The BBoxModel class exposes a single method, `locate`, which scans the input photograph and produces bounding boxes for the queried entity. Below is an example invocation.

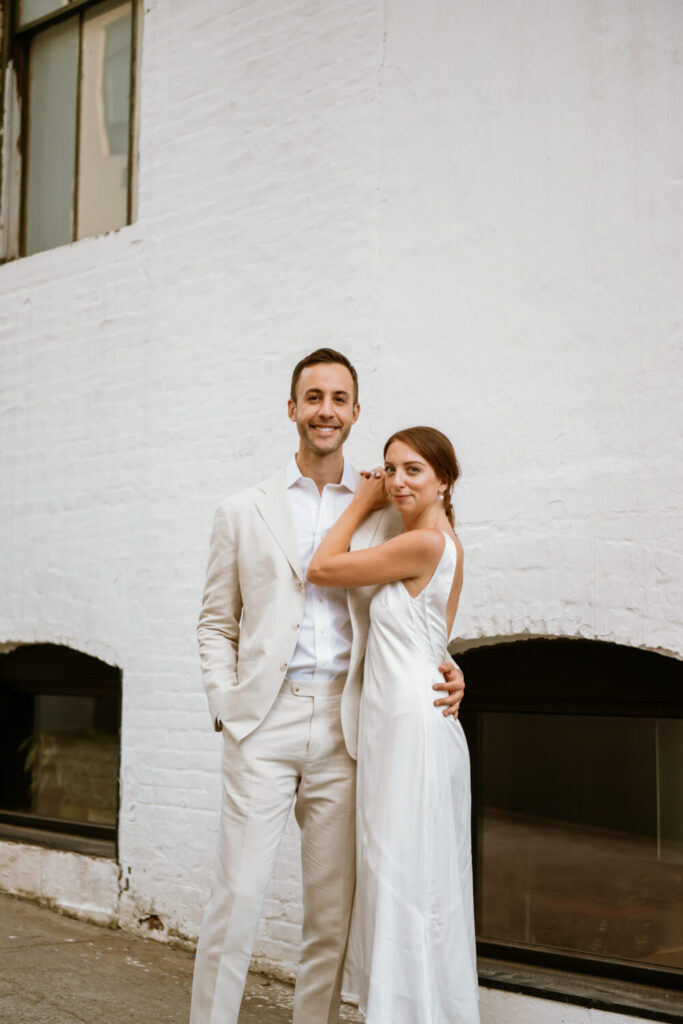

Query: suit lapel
[253,469,397,584]
[347,504,401,623]
[350,506,387,551]
[255,471,303,581]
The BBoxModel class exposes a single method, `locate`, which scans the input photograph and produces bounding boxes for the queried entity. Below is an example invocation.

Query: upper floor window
[0,0,138,259]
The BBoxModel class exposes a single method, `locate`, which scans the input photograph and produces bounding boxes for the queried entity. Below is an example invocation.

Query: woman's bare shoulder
[402,527,449,555]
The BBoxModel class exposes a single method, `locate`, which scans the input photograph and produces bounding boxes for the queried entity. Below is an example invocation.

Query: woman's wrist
[349,494,373,518]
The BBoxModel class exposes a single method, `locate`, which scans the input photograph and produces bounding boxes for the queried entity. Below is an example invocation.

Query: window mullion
[72,8,84,242]
[126,0,136,225]
[18,26,31,256]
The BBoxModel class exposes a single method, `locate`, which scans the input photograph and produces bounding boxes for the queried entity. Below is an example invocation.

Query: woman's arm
[307,476,445,589]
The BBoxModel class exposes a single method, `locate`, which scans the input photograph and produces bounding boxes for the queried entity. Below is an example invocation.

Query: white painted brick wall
[0,843,119,925]
[1,1,681,1021]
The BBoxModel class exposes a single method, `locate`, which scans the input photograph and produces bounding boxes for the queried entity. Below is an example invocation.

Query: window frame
[456,638,683,995]
[0,0,139,260]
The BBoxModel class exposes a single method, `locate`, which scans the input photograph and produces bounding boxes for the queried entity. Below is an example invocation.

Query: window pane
[478,713,683,970]
[25,19,78,256]
[76,0,132,240]
[19,0,68,26]
[1,692,119,827]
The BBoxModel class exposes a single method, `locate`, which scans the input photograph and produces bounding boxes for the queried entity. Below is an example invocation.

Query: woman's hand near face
[355,468,388,512]
[307,467,389,587]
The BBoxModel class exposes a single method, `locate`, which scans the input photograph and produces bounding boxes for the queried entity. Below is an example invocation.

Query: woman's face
[383,439,444,515]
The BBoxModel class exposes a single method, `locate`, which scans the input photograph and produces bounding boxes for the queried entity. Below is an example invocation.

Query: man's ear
[352,402,360,424]
[287,398,297,422]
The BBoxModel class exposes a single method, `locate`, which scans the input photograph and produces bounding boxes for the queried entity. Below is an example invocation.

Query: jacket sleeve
[197,503,242,728]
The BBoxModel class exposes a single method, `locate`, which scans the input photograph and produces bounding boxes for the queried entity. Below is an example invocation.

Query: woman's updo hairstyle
[383,426,461,527]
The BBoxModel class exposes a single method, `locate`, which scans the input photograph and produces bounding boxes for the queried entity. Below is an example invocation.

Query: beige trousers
[189,677,356,1024]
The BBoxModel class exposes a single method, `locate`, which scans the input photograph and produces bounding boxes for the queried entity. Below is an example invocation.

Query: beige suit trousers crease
[189,681,356,1024]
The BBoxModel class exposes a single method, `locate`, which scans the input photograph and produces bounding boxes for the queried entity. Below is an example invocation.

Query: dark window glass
[0,644,121,846]
[458,639,683,987]
[478,713,683,969]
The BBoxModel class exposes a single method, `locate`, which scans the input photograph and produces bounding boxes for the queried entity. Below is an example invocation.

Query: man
[190,349,465,1024]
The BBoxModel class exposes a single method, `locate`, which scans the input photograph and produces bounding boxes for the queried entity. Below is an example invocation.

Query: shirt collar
[286,453,357,492]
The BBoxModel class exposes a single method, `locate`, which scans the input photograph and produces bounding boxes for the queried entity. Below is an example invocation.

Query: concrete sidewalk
[0,892,363,1024]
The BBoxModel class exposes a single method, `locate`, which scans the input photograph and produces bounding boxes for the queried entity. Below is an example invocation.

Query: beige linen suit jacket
[197,468,400,759]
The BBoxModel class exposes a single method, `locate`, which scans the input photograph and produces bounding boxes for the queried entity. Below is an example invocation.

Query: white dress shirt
[286,454,357,682]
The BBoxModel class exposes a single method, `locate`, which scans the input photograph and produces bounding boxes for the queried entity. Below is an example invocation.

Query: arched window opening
[458,639,683,990]
[0,644,121,857]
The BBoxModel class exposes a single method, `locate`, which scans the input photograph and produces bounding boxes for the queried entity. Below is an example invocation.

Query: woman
[307,426,479,1024]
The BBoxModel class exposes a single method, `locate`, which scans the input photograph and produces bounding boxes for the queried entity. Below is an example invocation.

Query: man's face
[288,363,360,457]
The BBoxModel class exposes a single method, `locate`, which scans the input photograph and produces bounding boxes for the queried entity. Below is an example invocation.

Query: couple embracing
[190,349,480,1024]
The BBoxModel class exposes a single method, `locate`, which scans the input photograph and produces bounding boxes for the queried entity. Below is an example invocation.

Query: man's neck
[296,448,345,494]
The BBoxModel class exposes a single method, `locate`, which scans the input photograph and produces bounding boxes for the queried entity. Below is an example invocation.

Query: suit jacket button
[280,662,288,672]
[296,580,304,590]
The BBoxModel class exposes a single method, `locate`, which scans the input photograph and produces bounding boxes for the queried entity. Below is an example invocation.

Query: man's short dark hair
[290,348,359,405]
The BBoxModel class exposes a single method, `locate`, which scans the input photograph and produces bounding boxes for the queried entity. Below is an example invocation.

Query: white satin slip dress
[354,530,480,1024]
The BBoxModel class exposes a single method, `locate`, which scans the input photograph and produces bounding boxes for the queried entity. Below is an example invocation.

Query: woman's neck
[400,507,450,533]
